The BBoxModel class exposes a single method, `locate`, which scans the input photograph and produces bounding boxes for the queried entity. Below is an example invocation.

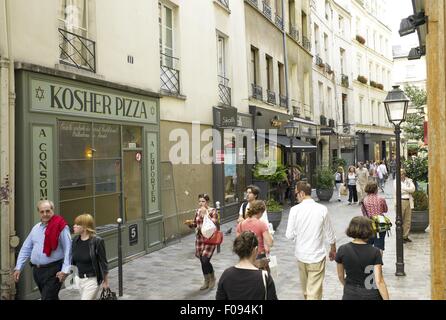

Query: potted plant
[266,199,283,231]
[411,190,429,232]
[315,167,335,201]
[357,75,368,84]
[252,161,288,201]
[403,155,428,190]
[356,34,366,45]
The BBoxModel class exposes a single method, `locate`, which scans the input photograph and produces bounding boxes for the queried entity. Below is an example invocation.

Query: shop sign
[129,224,138,246]
[30,77,158,124]
[219,107,237,127]
[32,126,54,223]
[320,128,334,135]
[136,152,142,162]
[147,133,159,213]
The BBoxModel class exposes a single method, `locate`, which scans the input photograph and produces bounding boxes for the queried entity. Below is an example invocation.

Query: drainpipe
[0,0,17,300]
[281,0,290,115]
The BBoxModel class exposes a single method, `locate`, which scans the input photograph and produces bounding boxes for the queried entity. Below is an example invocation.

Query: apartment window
[342,94,348,124]
[385,39,389,56]
[356,17,361,35]
[406,65,416,78]
[302,11,308,38]
[357,54,362,76]
[304,72,311,117]
[314,24,320,55]
[266,55,273,91]
[324,33,329,63]
[371,100,375,124]
[318,82,324,115]
[338,15,344,35]
[325,0,331,21]
[369,62,373,81]
[340,48,345,74]
[376,65,380,83]
[383,69,387,88]
[59,0,88,36]
[387,71,391,89]
[289,0,296,28]
[359,96,364,123]
[159,2,174,68]
[373,31,377,50]
[217,35,226,78]
[275,0,283,17]
[379,35,383,54]
[278,62,285,96]
[327,87,332,115]
[250,47,259,85]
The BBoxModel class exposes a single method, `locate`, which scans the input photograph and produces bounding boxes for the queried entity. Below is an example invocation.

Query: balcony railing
[304,104,313,120]
[248,0,259,8]
[325,63,333,74]
[290,25,299,42]
[160,53,180,94]
[315,55,324,67]
[58,28,96,72]
[262,1,272,20]
[280,95,288,108]
[320,115,327,126]
[341,74,349,87]
[252,83,263,100]
[218,75,231,106]
[292,104,301,117]
[275,14,284,30]
[218,0,229,9]
[267,90,276,104]
[302,36,311,51]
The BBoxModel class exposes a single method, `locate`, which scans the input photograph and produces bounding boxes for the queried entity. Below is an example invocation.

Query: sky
[387,0,420,52]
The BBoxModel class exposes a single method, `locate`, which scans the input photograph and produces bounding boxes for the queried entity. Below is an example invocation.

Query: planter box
[316,188,334,202]
[267,210,283,231]
[411,209,429,232]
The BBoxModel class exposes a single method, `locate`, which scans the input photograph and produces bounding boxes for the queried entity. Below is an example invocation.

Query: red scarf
[43,215,68,257]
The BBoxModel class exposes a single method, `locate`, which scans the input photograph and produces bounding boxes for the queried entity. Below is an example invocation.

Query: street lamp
[284,121,300,205]
[384,85,409,276]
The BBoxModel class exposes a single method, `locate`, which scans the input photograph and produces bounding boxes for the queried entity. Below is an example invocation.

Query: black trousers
[342,284,382,300]
[200,256,213,275]
[348,185,358,203]
[32,262,63,300]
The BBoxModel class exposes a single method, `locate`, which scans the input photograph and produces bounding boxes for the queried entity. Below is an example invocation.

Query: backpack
[241,202,249,219]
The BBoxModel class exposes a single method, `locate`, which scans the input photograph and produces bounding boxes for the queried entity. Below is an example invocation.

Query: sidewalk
[60,179,430,300]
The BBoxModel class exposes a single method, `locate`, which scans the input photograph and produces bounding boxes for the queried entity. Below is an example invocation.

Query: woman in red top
[236,200,273,267]
[185,193,219,290]
[361,182,388,254]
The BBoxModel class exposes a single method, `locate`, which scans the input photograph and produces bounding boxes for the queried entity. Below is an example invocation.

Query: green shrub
[403,156,428,183]
[332,158,347,173]
[253,161,287,183]
[413,190,429,211]
[266,199,283,212]
[316,167,335,189]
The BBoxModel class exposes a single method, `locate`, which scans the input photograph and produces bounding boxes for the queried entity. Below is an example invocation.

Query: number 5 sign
[129,224,138,246]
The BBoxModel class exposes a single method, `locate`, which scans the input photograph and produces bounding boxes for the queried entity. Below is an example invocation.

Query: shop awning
[257,133,317,152]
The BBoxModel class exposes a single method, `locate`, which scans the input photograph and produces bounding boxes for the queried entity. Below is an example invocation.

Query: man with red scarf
[13,200,72,300]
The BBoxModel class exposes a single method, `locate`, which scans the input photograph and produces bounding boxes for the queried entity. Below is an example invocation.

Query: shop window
[123,126,142,148]
[224,135,236,204]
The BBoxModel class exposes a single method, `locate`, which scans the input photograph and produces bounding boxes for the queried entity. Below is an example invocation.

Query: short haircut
[246,200,266,218]
[295,181,311,196]
[37,200,54,212]
[198,193,210,202]
[74,213,96,235]
[233,231,258,259]
[346,216,374,240]
[365,181,378,194]
[246,185,260,199]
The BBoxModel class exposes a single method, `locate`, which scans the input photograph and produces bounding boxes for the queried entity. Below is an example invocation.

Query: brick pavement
[60,179,430,300]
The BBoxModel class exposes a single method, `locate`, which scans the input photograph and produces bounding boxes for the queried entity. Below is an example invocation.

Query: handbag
[361,202,392,234]
[99,287,118,300]
[268,255,278,279]
[201,211,217,239]
[203,230,223,245]
[340,184,348,196]
[254,257,270,272]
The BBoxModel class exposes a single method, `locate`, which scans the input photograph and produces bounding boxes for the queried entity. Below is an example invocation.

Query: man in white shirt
[377,161,388,192]
[356,162,369,203]
[393,169,416,243]
[285,181,336,300]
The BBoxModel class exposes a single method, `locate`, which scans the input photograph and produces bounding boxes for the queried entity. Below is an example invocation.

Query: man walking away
[13,200,72,300]
[356,162,369,203]
[394,170,416,243]
[285,182,336,300]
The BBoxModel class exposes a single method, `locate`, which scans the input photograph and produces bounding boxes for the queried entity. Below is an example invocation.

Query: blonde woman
[72,214,109,300]
[334,166,345,202]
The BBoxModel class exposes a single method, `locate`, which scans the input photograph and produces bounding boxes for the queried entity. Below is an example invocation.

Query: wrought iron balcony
[302,36,311,51]
[293,105,301,117]
[290,25,299,42]
[304,104,313,120]
[160,53,180,94]
[267,90,276,104]
[280,95,288,108]
[252,83,263,100]
[58,28,96,72]
[262,1,272,19]
[320,115,327,126]
[341,74,349,87]
[329,119,335,128]
[275,14,284,30]
[247,0,258,8]
[315,55,324,67]
[218,75,231,106]
[218,0,229,9]
[325,63,333,74]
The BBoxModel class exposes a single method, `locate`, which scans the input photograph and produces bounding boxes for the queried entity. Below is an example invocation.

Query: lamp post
[384,85,409,276]
[284,121,300,205]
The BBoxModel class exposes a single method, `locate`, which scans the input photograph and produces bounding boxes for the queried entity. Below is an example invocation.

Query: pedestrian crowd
[12,160,415,301]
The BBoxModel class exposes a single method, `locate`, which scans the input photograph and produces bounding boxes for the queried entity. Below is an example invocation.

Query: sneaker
[404,238,412,243]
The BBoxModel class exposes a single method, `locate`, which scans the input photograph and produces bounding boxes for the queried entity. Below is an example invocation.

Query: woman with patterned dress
[184,193,219,290]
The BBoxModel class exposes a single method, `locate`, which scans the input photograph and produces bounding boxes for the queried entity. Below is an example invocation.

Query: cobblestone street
[60,180,430,300]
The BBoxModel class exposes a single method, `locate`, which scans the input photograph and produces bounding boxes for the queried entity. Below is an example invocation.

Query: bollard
[216,201,221,253]
[117,218,123,297]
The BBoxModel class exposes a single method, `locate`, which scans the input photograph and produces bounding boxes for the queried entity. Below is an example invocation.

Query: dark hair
[346,216,374,240]
[246,200,266,218]
[295,181,311,196]
[198,193,210,202]
[233,231,258,259]
[246,185,260,199]
[365,181,378,194]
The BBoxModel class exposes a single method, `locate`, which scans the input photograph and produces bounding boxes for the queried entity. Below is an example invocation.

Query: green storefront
[14,67,162,299]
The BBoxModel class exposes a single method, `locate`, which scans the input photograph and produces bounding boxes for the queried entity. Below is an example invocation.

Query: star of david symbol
[35,86,45,102]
